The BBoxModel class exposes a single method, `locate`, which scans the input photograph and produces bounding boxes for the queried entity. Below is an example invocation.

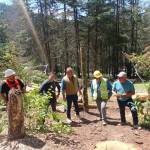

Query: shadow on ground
[46,133,81,147]
[0,134,45,149]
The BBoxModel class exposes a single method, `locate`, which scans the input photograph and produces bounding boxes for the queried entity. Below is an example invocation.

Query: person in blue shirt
[112,71,141,129]
[91,70,112,125]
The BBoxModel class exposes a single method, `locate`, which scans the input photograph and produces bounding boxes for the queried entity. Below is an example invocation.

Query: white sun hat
[117,71,127,77]
[4,69,16,78]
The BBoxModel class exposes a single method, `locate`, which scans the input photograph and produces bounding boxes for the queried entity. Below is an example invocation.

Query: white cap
[4,69,16,78]
[117,71,127,77]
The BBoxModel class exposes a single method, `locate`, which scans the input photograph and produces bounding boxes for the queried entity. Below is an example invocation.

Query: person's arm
[112,82,122,98]
[0,83,8,104]
[55,81,60,99]
[61,79,66,101]
[39,80,47,94]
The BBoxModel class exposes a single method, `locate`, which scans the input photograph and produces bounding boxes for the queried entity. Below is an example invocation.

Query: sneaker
[117,122,126,126]
[66,118,72,124]
[102,121,107,126]
[133,125,141,130]
[77,115,83,123]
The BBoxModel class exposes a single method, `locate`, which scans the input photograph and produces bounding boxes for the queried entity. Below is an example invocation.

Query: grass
[134,82,150,93]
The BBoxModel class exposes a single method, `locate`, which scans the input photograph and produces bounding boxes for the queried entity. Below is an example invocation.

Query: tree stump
[7,89,25,140]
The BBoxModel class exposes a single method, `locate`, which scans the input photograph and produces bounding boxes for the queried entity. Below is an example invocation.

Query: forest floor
[0,96,150,150]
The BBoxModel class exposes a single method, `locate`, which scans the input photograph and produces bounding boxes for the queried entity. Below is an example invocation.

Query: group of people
[0,67,141,129]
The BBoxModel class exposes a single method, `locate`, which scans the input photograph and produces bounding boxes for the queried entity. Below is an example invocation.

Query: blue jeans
[66,94,79,119]
[117,98,138,125]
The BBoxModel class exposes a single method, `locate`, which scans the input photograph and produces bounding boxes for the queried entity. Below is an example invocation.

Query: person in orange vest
[91,70,112,125]
[0,69,25,105]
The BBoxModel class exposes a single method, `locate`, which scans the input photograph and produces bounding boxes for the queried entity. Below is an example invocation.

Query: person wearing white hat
[0,69,25,104]
[112,71,141,129]
[91,70,112,125]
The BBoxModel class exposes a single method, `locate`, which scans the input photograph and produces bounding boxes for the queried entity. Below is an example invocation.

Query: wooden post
[80,46,89,112]
[7,89,25,140]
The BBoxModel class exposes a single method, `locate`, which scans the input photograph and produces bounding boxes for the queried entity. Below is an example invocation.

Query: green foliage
[50,122,72,134]
[0,112,8,133]
[0,42,24,79]
[130,54,150,78]
[135,98,150,129]
[24,88,72,134]
[24,88,49,131]
[140,114,150,129]
[134,98,144,114]
[22,68,47,85]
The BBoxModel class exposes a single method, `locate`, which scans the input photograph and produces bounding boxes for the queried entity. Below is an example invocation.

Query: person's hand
[115,93,122,98]
[121,93,127,98]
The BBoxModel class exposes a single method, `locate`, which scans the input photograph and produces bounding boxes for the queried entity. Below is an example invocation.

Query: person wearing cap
[91,70,112,125]
[112,71,140,129]
[61,67,82,124]
[0,69,25,104]
[39,72,60,112]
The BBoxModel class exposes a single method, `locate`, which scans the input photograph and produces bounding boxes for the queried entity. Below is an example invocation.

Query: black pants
[49,98,56,112]
[66,94,79,119]
[117,98,138,125]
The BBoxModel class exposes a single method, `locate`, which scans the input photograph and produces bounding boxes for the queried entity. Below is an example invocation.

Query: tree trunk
[80,46,88,112]
[7,89,25,140]
[74,6,80,77]
[64,0,69,69]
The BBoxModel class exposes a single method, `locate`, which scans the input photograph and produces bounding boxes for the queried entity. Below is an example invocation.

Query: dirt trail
[0,97,150,150]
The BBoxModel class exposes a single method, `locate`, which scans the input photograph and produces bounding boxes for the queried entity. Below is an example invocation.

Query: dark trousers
[49,98,56,112]
[66,94,79,119]
[117,98,138,125]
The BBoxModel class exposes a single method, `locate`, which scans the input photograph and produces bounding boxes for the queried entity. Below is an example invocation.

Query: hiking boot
[66,118,72,124]
[133,125,141,130]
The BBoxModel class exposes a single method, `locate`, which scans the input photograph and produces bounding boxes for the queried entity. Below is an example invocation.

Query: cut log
[7,89,25,140]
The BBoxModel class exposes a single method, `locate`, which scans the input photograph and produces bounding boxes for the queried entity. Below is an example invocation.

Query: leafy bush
[135,99,150,129]
[50,122,72,134]
[22,68,47,85]
[0,112,8,133]
[24,88,72,134]
[24,88,49,131]
[129,54,150,78]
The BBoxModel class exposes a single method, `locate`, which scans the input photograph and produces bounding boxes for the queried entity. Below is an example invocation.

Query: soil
[0,96,150,150]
